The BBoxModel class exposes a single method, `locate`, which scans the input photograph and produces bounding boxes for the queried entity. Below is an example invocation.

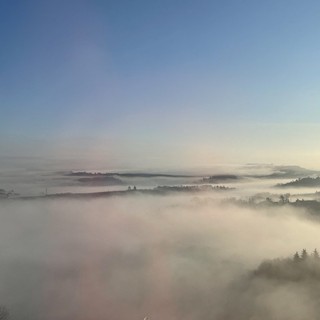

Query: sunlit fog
[2,164,320,319]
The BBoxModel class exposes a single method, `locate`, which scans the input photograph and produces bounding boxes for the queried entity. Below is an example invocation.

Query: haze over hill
[1,185,320,319]
[277,177,320,188]
[1,163,320,318]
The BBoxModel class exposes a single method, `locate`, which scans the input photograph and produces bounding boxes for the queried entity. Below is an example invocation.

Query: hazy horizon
[2,1,320,168]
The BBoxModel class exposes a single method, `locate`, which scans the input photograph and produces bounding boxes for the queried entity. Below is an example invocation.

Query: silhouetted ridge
[276,176,320,188]
[66,171,195,178]
[253,249,320,281]
[201,175,239,183]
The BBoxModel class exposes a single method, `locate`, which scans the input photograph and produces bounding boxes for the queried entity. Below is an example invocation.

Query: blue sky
[1,0,320,169]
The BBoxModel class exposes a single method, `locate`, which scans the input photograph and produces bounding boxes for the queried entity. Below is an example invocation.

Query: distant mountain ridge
[66,171,196,178]
[65,165,320,186]
[251,165,320,179]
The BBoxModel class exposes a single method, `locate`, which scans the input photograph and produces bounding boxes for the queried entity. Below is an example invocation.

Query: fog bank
[1,195,320,319]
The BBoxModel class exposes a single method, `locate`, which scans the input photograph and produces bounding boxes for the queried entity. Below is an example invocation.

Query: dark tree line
[293,248,320,262]
[254,249,320,281]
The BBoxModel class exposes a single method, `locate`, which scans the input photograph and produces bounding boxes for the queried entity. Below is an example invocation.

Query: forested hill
[276,177,320,188]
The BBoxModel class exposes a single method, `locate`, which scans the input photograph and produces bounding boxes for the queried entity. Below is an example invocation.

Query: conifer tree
[293,251,300,262]
[301,249,308,260]
[313,248,320,260]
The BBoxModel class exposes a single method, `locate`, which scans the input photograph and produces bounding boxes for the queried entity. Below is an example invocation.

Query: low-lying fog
[1,194,320,320]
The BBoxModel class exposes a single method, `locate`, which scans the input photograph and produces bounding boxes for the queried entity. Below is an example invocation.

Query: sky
[1,0,320,170]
